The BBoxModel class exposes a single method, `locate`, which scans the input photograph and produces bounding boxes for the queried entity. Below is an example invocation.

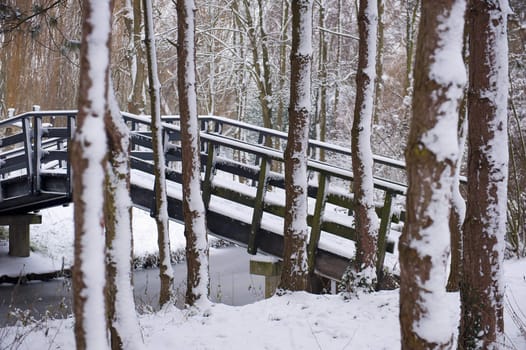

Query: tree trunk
[317,0,328,161]
[104,84,144,350]
[72,0,112,348]
[399,0,466,348]
[459,1,509,348]
[127,0,147,114]
[349,0,380,291]
[277,0,290,134]
[142,0,174,307]
[279,0,313,292]
[177,0,210,307]
[373,0,384,125]
[403,0,420,98]
[240,0,274,133]
[446,96,467,293]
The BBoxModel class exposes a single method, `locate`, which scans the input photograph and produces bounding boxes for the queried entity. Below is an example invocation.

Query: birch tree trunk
[279,0,313,292]
[459,0,510,347]
[349,0,380,291]
[72,0,112,348]
[104,84,144,350]
[399,0,466,348]
[142,0,174,307]
[177,0,210,307]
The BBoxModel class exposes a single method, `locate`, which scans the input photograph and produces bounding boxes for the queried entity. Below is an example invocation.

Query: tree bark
[373,0,384,124]
[459,1,509,348]
[142,0,174,307]
[349,0,380,290]
[317,0,328,161]
[177,0,210,307]
[446,96,467,293]
[72,0,112,348]
[104,84,143,350]
[126,0,147,114]
[399,0,466,348]
[279,0,313,292]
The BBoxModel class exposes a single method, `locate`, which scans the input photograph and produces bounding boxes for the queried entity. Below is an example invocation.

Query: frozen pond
[0,246,265,326]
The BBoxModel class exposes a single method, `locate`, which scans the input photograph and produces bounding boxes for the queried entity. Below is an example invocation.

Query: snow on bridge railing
[0,109,413,279]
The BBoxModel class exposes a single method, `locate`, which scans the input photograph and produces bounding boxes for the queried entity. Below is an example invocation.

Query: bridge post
[32,113,42,193]
[376,191,395,284]
[307,174,330,274]
[247,157,270,255]
[249,257,282,298]
[202,140,218,210]
[0,214,42,257]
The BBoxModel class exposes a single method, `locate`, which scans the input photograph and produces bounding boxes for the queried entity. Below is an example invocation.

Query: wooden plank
[308,174,329,274]
[33,116,42,193]
[22,118,33,185]
[377,191,395,283]
[247,157,269,254]
[202,141,217,209]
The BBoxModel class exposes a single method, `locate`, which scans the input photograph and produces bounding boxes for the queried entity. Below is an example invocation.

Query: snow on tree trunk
[349,0,380,290]
[142,0,174,307]
[459,1,510,348]
[104,83,144,350]
[177,0,210,307]
[446,103,467,293]
[72,0,112,348]
[399,1,466,349]
[279,0,313,292]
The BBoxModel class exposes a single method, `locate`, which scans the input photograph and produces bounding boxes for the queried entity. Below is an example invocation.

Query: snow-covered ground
[0,206,525,349]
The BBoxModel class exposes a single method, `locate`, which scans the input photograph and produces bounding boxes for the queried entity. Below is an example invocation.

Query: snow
[297,2,313,57]
[8,205,186,270]
[294,1,313,112]
[423,0,467,162]
[0,196,525,349]
[2,246,526,349]
[0,242,60,275]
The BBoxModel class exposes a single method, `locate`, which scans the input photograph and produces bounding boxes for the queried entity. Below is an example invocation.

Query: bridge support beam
[250,257,282,298]
[0,214,42,257]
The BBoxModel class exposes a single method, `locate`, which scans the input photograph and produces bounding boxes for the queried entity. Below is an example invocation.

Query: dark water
[0,246,265,327]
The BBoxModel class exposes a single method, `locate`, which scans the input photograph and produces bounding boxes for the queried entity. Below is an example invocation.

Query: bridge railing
[154,114,407,279]
[0,110,408,280]
[0,110,75,206]
[162,115,408,185]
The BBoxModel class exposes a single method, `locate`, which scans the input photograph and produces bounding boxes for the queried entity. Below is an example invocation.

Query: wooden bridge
[0,110,407,282]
